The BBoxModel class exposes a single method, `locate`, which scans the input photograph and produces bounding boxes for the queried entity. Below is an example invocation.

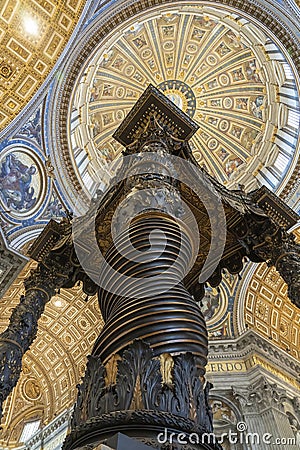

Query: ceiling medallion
[0,145,46,218]
[157,80,196,118]
[22,378,41,401]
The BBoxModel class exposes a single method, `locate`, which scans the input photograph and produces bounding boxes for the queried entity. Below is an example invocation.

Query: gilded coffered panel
[244,263,300,360]
[0,0,86,131]
[0,260,103,447]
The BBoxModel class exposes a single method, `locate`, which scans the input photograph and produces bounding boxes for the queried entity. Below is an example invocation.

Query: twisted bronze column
[0,219,94,421]
[65,90,219,450]
[66,210,216,449]
[0,224,71,421]
[64,86,299,450]
[3,85,297,449]
[95,213,208,372]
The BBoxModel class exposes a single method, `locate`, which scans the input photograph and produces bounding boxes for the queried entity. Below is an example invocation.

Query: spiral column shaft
[94,214,208,374]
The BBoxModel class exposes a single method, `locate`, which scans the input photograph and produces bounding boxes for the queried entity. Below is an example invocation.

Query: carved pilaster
[233,377,286,413]
[233,377,296,450]
[292,397,300,423]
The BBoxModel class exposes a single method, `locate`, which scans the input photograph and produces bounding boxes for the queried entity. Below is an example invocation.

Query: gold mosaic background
[0,0,86,131]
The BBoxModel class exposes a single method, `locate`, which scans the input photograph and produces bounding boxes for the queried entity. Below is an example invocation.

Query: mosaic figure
[225,30,243,49]
[245,59,261,82]
[192,27,205,41]
[0,153,37,212]
[44,196,65,219]
[19,109,41,145]
[225,157,244,176]
[216,148,229,161]
[215,42,231,57]
[251,95,264,119]
[132,35,147,49]
[200,287,220,321]
[162,26,174,37]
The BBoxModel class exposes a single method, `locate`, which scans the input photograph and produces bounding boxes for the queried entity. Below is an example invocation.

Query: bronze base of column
[63,340,221,450]
[64,410,222,449]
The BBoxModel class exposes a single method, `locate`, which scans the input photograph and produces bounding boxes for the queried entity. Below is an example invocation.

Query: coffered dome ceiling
[68,4,300,199]
[0,0,87,132]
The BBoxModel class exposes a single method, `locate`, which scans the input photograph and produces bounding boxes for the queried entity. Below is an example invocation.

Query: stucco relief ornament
[293,397,300,417]
[233,377,287,413]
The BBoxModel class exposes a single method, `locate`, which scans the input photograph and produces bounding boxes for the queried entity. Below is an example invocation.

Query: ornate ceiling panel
[0,0,86,131]
[0,260,103,447]
[67,5,299,198]
[244,262,300,361]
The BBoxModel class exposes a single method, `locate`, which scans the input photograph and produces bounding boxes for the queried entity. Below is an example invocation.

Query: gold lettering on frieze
[248,355,300,389]
[206,361,247,373]
[207,356,300,389]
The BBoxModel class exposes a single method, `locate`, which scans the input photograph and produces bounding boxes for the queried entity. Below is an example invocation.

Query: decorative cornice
[208,330,300,382]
